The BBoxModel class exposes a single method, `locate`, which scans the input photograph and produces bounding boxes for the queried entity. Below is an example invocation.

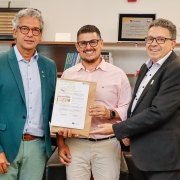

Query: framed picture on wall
[118,13,156,42]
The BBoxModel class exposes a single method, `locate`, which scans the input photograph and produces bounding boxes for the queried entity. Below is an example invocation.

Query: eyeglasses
[78,39,100,48]
[145,37,173,44]
[18,26,42,36]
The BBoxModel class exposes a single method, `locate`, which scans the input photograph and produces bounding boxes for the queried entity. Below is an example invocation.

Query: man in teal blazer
[0,8,56,180]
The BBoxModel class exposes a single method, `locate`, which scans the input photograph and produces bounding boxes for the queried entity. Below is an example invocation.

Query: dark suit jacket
[0,48,57,162]
[113,51,180,171]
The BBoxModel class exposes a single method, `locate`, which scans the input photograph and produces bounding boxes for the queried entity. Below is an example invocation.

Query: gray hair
[12,8,44,31]
[148,18,177,40]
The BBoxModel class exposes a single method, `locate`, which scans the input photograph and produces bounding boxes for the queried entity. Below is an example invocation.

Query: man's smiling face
[75,32,103,64]
[146,26,176,63]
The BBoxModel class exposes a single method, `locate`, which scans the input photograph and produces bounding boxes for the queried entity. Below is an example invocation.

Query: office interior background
[1,0,180,77]
[0,1,180,180]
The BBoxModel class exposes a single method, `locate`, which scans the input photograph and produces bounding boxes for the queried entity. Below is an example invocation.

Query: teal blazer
[0,48,57,162]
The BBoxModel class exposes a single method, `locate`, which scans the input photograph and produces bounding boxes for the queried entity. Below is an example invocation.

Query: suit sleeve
[113,58,180,140]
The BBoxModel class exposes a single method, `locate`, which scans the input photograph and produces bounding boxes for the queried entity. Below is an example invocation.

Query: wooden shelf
[1,41,180,49]
[126,74,137,77]
[0,41,179,77]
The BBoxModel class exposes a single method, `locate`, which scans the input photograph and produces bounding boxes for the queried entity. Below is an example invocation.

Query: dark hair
[148,18,176,40]
[77,25,101,40]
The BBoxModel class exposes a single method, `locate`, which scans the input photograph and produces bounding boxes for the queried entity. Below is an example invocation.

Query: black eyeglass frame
[77,39,101,48]
[145,37,173,44]
[18,26,42,36]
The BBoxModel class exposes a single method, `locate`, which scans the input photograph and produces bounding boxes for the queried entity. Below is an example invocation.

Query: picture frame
[118,13,156,42]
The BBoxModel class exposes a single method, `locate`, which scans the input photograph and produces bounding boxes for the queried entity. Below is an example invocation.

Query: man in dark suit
[0,8,57,180]
[90,18,180,180]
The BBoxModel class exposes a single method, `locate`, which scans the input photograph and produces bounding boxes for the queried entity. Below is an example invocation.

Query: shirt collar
[146,50,172,69]
[75,58,107,72]
[14,45,39,62]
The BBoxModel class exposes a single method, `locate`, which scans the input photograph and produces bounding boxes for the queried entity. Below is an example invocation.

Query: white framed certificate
[118,13,156,42]
[51,78,97,137]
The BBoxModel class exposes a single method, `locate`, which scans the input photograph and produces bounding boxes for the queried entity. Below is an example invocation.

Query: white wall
[2,0,180,75]
[24,0,180,42]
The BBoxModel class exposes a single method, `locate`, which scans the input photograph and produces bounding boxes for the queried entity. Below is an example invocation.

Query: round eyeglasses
[18,26,42,36]
[145,37,173,44]
[78,39,100,48]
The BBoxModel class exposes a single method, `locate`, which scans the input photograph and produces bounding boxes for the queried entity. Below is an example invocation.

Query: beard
[82,56,100,64]
[82,49,101,64]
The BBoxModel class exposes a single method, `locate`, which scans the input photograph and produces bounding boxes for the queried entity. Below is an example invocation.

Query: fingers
[122,138,130,146]
[58,129,79,138]
[59,154,71,166]
[73,134,79,138]
[90,124,114,135]
[58,129,73,138]
[0,152,9,174]
[0,163,8,174]
[0,165,4,174]
[89,105,108,119]
[58,147,72,166]
[0,162,9,174]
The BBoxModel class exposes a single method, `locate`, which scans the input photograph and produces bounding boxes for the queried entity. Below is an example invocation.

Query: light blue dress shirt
[14,45,44,137]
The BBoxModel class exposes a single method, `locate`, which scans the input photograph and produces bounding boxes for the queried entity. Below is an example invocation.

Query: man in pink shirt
[57,25,131,180]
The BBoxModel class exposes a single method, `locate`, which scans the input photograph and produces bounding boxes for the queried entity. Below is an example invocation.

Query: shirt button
[30,107,32,109]
[142,86,144,88]
[22,116,26,119]
[30,92,32,94]
[30,78,31,80]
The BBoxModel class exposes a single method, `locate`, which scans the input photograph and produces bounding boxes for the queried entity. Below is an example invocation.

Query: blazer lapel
[127,64,148,116]
[7,49,26,104]
[133,64,148,96]
[37,57,46,107]
[132,51,177,113]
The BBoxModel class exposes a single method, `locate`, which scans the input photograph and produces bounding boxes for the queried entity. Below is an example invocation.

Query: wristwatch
[108,110,116,120]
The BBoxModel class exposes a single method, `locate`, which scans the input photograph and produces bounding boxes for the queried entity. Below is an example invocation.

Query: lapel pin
[150,80,154,85]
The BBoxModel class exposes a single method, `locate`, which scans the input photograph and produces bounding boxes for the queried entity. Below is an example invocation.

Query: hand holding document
[51,78,97,137]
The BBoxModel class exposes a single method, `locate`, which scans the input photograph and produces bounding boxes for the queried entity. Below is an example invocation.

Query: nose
[86,42,92,49]
[27,29,33,36]
[151,38,158,45]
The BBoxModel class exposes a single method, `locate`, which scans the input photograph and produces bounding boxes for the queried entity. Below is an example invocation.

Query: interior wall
[2,0,180,75]
[22,0,180,42]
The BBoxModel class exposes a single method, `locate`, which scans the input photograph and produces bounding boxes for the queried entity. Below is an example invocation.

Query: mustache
[83,48,95,53]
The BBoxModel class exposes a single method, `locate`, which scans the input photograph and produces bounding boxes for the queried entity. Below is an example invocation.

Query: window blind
[0,12,16,35]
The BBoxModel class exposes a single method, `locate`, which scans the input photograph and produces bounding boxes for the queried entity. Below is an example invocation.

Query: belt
[80,136,115,142]
[22,134,40,141]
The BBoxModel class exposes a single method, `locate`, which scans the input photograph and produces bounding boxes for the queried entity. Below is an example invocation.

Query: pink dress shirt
[62,59,131,138]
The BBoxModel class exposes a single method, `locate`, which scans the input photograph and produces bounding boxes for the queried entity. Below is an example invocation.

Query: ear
[171,40,176,50]
[99,39,104,48]
[13,29,17,39]
[75,43,80,52]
